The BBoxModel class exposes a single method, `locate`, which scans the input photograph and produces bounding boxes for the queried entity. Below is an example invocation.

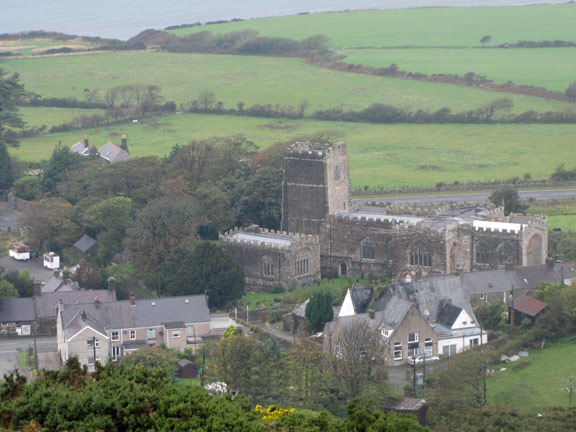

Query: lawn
[167,5,576,48]
[3,51,571,113]
[20,107,106,128]
[11,113,576,189]
[339,48,576,93]
[488,338,576,412]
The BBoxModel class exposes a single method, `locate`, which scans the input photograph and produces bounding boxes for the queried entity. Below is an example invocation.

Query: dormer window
[381,328,392,338]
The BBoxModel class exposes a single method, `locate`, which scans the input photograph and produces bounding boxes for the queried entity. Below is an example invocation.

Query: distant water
[1,0,570,40]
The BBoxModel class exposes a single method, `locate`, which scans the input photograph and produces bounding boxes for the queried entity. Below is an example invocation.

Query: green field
[20,107,106,128]
[488,339,576,412]
[167,5,576,48]
[3,52,571,114]
[339,48,576,93]
[11,113,576,188]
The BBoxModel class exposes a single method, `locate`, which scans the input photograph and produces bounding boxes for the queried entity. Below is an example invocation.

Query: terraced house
[56,294,210,370]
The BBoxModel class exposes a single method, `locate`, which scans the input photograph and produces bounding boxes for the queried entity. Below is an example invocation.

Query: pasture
[339,48,576,93]
[166,4,576,48]
[3,52,572,113]
[20,107,106,128]
[11,113,576,189]
[488,338,576,412]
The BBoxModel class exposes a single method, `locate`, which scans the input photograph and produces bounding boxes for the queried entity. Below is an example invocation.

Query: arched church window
[409,242,432,267]
[361,237,375,260]
[497,242,514,265]
[334,165,340,180]
[476,242,490,264]
[527,234,543,266]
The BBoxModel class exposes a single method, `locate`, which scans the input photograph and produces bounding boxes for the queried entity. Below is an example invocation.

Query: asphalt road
[355,188,576,205]
[0,337,58,378]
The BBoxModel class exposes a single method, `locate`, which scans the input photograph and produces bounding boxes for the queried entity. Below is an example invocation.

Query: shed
[74,234,98,257]
[510,295,547,326]
[388,397,428,426]
[177,359,197,379]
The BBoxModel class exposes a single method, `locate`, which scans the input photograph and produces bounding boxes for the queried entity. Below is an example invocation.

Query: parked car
[408,354,440,367]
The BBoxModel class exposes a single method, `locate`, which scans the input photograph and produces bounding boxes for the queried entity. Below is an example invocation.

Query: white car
[408,354,440,367]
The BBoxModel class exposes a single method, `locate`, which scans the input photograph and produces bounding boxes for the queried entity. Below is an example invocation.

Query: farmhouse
[222,141,548,291]
[69,134,131,165]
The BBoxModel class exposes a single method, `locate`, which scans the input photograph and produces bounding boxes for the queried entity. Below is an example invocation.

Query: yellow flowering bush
[255,404,296,423]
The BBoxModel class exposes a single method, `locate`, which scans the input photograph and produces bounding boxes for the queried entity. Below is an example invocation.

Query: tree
[566,80,576,101]
[0,68,25,192]
[41,142,85,193]
[481,97,513,121]
[4,269,34,297]
[120,346,182,374]
[236,167,283,230]
[480,35,492,47]
[18,197,82,252]
[305,291,334,332]
[159,241,244,307]
[488,187,528,215]
[476,300,505,331]
[0,279,18,299]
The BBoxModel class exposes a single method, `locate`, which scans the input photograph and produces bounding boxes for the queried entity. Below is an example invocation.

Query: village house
[0,298,35,337]
[70,134,131,165]
[57,294,210,370]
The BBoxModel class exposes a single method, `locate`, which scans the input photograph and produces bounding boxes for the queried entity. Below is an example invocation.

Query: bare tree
[105,87,120,107]
[197,90,216,111]
[298,99,310,118]
[119,85,136,106]
[84,89,101,104]
[331,318,386,398]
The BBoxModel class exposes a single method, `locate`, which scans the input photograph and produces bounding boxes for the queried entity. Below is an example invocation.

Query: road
[0,337,58,378]
[354,188,576,205]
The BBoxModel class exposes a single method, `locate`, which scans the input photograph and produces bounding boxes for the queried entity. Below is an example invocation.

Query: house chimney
[58,298,64,312]
[120,134,129,153]
[368,309,375,319]
[84,135,89,148]
[129,292,136,305]
[34,280,42,297]
[53,270,60,278]
[81,310,87,321]
[95,296,101,308]
[107,277,116,293]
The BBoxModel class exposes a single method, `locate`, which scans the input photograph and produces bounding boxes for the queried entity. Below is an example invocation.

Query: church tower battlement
[281,141,351,235]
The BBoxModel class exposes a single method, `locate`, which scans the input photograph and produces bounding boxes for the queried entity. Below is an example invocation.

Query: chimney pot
[81,310,87,321]
[130,292,136,305]
[95,296,101,308]
[84,135,89,147]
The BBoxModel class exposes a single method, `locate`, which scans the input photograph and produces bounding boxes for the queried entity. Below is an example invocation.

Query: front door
[340,263,347,276]
[112,346,120,361]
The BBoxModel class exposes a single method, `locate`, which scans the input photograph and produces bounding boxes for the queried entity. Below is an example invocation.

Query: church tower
[281,142,351,235]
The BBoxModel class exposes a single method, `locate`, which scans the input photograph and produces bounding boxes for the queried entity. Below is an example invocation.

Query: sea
[0,0,570,40]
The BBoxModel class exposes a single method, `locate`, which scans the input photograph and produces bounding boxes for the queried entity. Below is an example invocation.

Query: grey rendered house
[57,294,210,370]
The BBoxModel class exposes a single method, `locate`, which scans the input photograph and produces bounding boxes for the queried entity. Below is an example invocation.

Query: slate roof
[513,296,547,317]
[436,301,462,328]
[178,359,194,367]
[0,298,35,322]
[98,141,131,165]
[379,274,475,322]
[514,262,576,290]
[349,282,374,314]
[230,232,296,248]
[63,311,108,341]
[35,289,116,318]
[374,293,412,332]
[70,142,91,156]
[462,269,523,295]
[60,295,210,335]
[74,234,97,254]
[42,277,80,294]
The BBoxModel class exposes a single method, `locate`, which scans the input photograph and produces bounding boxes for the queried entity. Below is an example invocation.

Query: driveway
[0,255,54,282]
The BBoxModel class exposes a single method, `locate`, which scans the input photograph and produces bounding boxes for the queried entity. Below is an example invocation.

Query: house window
[87,356,100,365]
[497,242,514,265]
[480,293,485,300]
[470,338,479,346]
[130,330,136,340]
[262,256,274,277]
[393,342,402,360]
[409,242,432,267]
[87,338,100,348]
[408,333,419,343]
[147,328,156,339]
[476,242,490,264]
[442,344,457,357]
[361,238,375,260]
[111,331,119,341]
[425,337,433,356]
[172,331,181,338]
[295,257,310,276]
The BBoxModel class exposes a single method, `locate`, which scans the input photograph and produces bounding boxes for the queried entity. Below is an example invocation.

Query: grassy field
[339,48,576,93]
[528,201,576,232]
[0,39,96,56]
[167,5,576,48]
[11,113,576,188]
[20,107,106,128]
[3,52,571,114]
[488,338,576,412]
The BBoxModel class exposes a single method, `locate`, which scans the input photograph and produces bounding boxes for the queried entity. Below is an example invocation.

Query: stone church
[221,142,548,291]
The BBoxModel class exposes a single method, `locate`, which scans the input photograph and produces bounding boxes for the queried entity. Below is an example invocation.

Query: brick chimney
[129,292,136,305]
[34,280,42,297]
[120,134,129,153]
[95,296,101,308]
[81,310,87,321]
[84,135,89,148]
